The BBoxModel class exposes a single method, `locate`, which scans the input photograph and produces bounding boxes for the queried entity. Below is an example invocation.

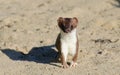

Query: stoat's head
[57,17,78,33]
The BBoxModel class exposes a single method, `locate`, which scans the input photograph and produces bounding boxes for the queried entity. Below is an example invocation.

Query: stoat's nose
[65,28,71,33]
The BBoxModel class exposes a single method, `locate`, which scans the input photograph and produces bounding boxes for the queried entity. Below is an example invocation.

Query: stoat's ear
[57,17,64,25]
[57,17,63,23]
[72,17,78,25]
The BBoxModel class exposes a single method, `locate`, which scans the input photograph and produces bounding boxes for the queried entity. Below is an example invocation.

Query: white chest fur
[60,29,77,61]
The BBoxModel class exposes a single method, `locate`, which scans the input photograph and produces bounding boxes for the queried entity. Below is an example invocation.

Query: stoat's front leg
[70,38,79,68]
[60,42,69,68]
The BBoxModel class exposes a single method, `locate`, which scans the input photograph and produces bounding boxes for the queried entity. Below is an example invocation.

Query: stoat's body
[55,17,79,68]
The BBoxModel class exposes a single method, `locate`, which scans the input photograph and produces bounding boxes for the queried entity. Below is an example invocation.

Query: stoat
[55,17,79,68]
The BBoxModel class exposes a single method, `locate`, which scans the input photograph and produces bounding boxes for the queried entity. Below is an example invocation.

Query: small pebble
[98,51,102,54]
[40,41,43,43]
[80,50,82,52]
[38,4,44,8]
[36,29,40,31]
[5,24,12,28]
[13,29,17,32]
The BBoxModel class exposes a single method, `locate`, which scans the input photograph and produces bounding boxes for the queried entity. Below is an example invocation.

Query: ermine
[55,17,79,68]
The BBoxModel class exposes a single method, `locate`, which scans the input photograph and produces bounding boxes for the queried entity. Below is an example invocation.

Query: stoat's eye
[71,25,73,29]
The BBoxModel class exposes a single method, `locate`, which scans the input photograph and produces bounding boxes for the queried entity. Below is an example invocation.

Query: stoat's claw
[62,63,69,69]
[70,62,77,67]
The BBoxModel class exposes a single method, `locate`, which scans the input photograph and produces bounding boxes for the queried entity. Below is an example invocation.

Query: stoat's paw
[62,63,69,69]
[70,61,77,68]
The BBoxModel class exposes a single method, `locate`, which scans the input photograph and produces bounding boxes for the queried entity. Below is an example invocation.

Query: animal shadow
[1,45,59,64]
[112,0,120,7]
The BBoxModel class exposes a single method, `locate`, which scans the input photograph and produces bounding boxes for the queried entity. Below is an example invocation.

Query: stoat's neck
[60,29,77,39]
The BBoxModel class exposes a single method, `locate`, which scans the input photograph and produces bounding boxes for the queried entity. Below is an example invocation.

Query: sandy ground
[0,0,120,75]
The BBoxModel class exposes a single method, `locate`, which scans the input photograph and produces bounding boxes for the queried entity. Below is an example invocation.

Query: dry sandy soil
[0,0,120,75]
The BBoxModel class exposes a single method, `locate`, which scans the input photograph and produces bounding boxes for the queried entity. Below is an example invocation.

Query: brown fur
[55,17,79,68]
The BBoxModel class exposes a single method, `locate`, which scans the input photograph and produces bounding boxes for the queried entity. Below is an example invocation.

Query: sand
[0,0,120,75]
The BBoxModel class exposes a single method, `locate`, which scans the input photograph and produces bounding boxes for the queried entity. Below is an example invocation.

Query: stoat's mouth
[64,30,71,33]
[60,27,72,33]
[62,29,72,33]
